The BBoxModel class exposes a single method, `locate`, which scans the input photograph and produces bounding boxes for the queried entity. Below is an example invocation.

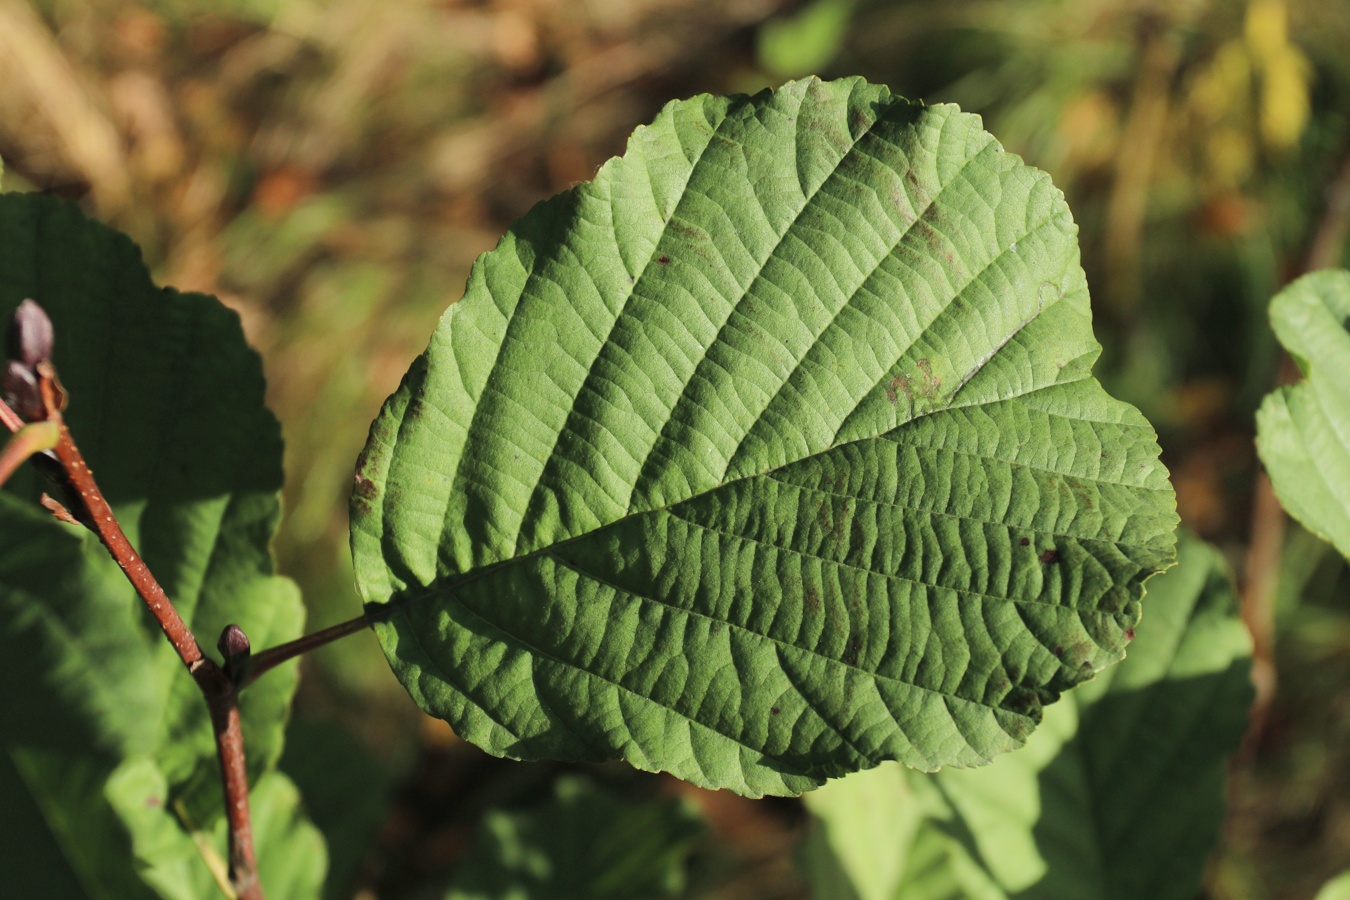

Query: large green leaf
[446,776,705,900]
[1256,269,1350,560]
[0,194,320,895]
[352,76,1178,796]
[801,533,1253,899]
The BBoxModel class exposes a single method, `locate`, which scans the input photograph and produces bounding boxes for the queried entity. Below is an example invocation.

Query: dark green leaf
[0,194,320,895]
[353,77,1177,795]
[280,718,393,900]
[446,776,705,900]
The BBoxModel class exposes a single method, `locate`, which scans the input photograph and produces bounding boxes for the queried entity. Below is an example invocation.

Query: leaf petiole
[0,419,59,489]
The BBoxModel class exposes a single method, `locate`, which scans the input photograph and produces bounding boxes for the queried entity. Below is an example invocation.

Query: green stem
[0,420,59,489]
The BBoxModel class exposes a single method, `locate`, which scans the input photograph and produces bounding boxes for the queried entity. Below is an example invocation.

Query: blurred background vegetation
[2,0,1349,896]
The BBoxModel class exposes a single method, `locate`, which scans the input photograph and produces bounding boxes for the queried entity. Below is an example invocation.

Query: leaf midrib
[375,362,1154,619]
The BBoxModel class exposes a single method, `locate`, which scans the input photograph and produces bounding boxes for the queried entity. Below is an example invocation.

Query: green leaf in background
[446,776,705,900]
[0,194,322,896]
[798,763,970,900]
[280,718,394,900]
[758,0,857,79]
[107,759,326,900]
[1256,269,1350,560]
[801,533,1254,900]
[352,76,1178,796]
[1317,871,1350,900]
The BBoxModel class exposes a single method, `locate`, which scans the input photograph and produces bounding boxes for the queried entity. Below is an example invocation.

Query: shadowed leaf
[0,194,321,895]
[446,777,705,900]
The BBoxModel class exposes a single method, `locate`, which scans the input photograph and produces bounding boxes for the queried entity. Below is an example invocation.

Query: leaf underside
[1256,269,1350,560]
[351,77,1178,796]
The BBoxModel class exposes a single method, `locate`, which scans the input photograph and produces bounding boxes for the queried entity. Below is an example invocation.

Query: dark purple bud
[2,359,43,421]
[218,623,251,667]
[7,300,54,368]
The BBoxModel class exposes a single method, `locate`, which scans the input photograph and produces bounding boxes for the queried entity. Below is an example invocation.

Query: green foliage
[758,0,857,78]
[279,719,394,900]
[1256,269,1350,560]
[352,76,1178,796]
[1318,871,1350,900]
[446,777,705,900]
[107,761,326,900]
[0,194,322,896]
[800,533,1253,899]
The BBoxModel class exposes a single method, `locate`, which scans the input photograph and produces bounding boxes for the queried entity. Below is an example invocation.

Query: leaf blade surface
[353,77,1179,794]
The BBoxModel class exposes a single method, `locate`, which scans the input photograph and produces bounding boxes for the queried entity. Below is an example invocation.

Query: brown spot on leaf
[886,373,912,407]
[352,473,378,515]
[354,474,377,501]
[770,706,781,716]
[842,635,861,666]
[1124,627,1136,641]
[669,220,702,240]
[1019,537,1030,546]
[849,107,869,136]
[1039,548,1059,564]
[657,255,670,265]
[849,514,866,555]
[913,358,942,400]
[817,496,834,534]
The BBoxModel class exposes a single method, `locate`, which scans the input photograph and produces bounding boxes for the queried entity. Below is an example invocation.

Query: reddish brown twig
[208,684,258,899]
[49,418,208,668]
[51,417,261,898]
[4,311,264,899]
[243,613,372,687]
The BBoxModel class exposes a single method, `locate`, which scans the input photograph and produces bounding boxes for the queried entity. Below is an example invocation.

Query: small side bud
[7,300,54,369]
[218,624,252,681]
[2,359,43,421]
